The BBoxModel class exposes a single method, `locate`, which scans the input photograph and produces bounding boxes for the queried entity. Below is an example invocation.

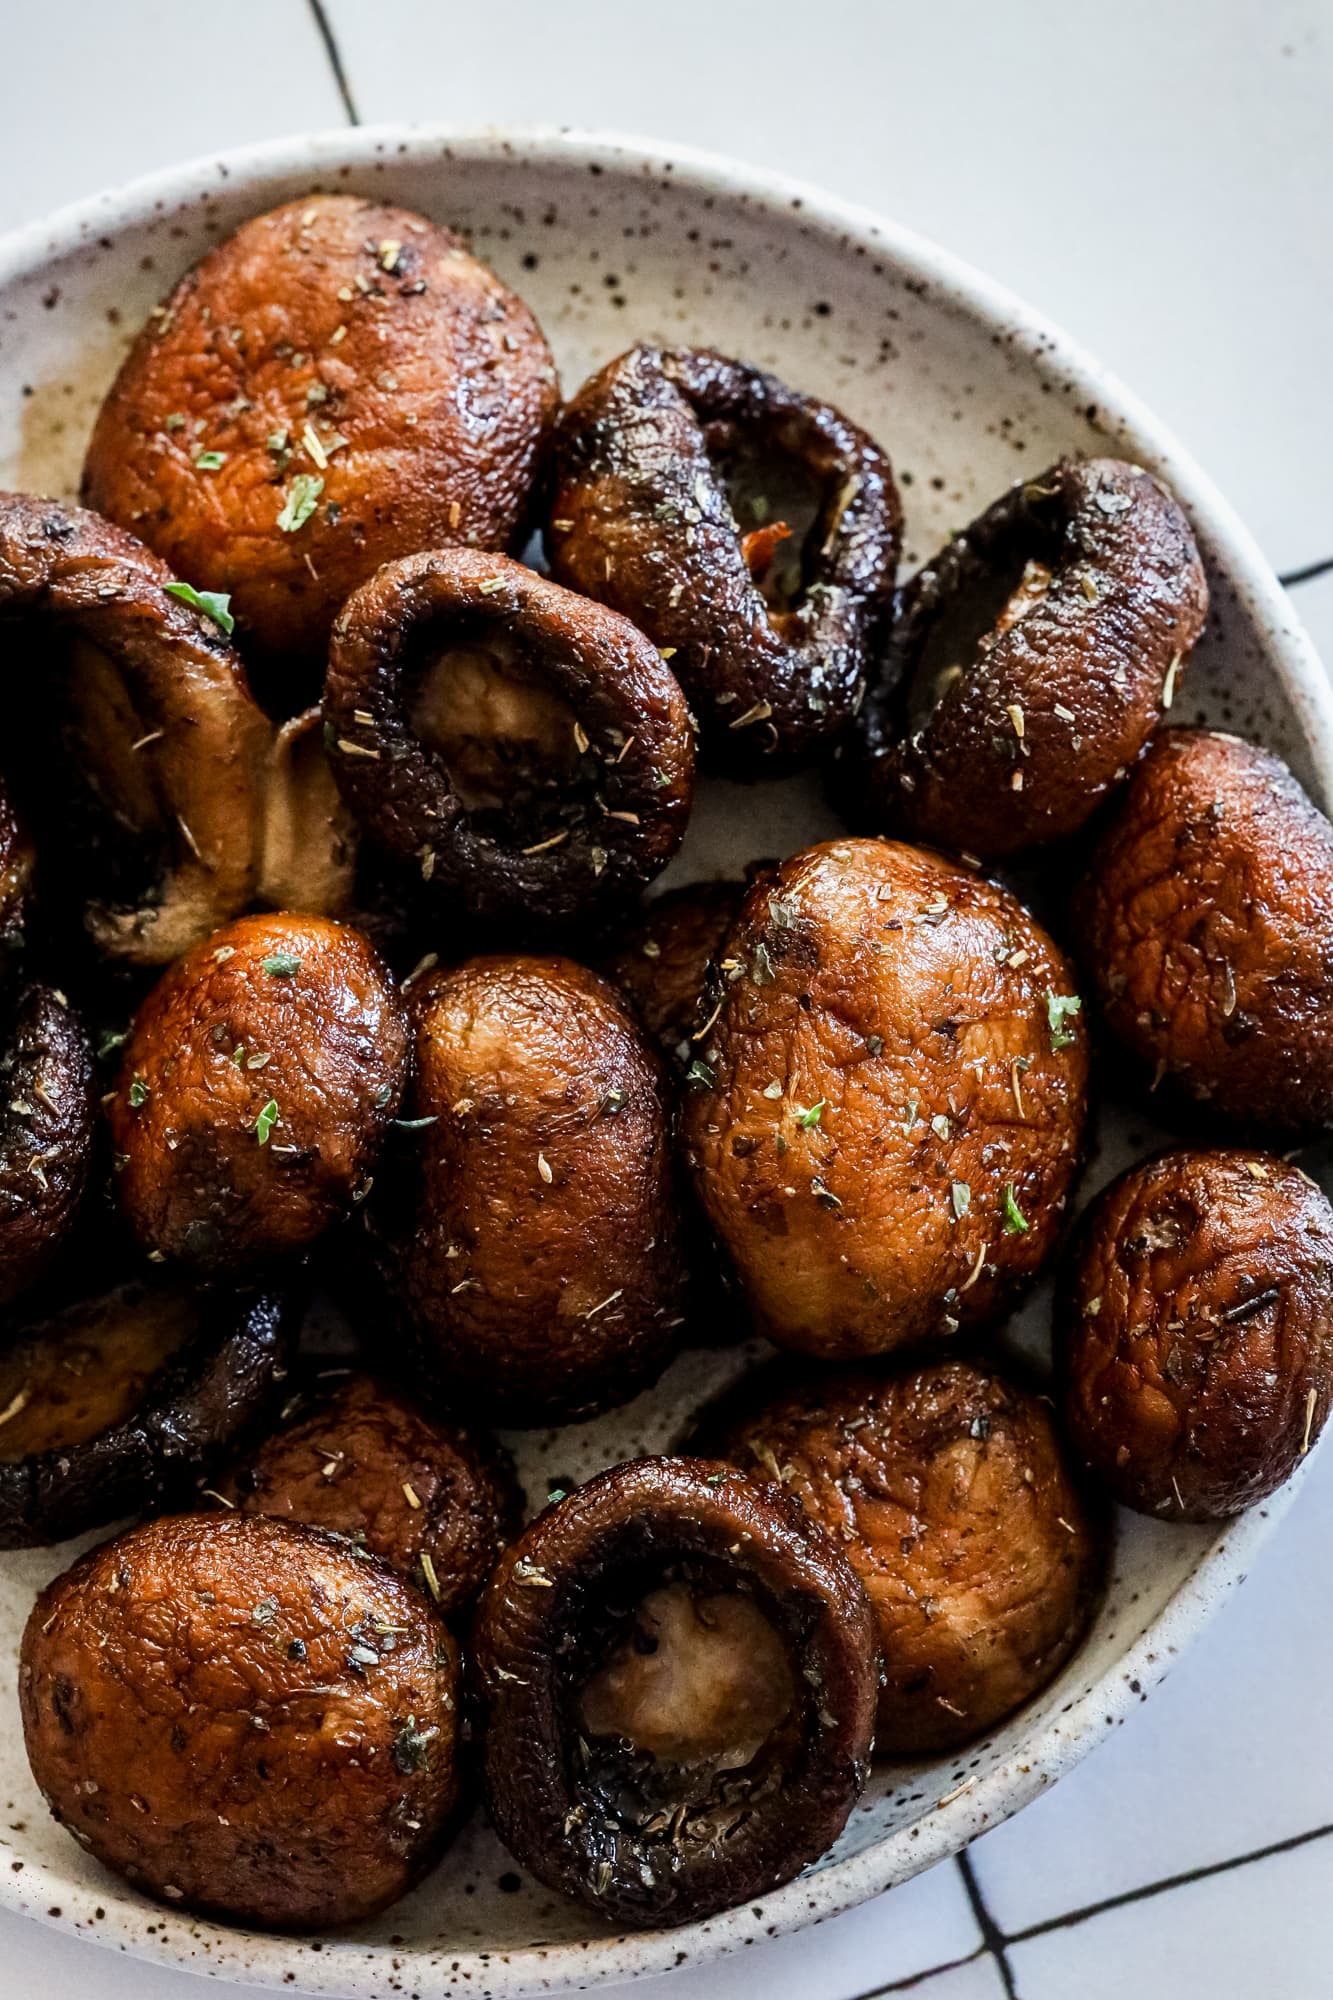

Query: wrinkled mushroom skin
[0,493,270,963]
[1059,1148,1333,1520]
[473,1458,879,1928]
[1074,729,1333,1134]
[325,549,695,928]
[381,955,684,1423]
[847,458,1207,856]
[20,1513,463,1929]
[0,1280,295,1548]
[716,1362,1105,1754]
[0,986,96,1306]
[258,706,359,916]
[683,840,1089,1359]
[109,913,408,1273]
[218,1370,518,1612]
[83,195,559,684]
[600,879,749,1063]
[548,345,901,776]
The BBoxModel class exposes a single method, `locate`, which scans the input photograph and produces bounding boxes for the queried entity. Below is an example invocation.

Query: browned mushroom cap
[21,1512,463,1929]
[547,345,901,776]
[325,549,695,928]
[847,458,1207,855]
[257,706,359,917]
[1074,728,1333,1134]
[108,912,408,1273]
[473,1457,879,1929]
[378,954,685,1422]
[0,771,34,960]
[1059,1148,1333,1520]
[599,878,750,1062]
[683,839,1089,1359]
[0,1277,296,1548]
[82,194,559,688]
[0,985,95,1306]
[217,1369,518,1613]
[0,492,270,963]
[713,1360,1105,1755]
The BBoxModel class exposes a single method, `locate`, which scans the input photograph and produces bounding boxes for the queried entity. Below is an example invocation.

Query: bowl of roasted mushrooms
[0,129,1328,1999]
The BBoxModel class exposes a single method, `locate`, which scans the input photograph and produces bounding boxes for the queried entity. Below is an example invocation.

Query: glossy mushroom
[0,984,96,1306]
[599,878,750,1064]
[547,344,901,775]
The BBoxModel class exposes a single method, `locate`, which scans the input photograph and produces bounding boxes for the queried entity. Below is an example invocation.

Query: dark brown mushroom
[845,458,1207,855]
[713,1359,1105,1754]
[0,491,271,963]
[0,985,96,1307]
[324,548,696,929]
[599,878,750,1064]
[108,912,408,1274]
[20,1512,463,1928]
[257,706,360,917]
[547,344,901,776]
[0,769,34,962]
[83,194,559,694]
[216,1368,518,1613]
[473,1457,879,1929]
[0,1276,296,1547]
[1059,1147,1333,1520]
[1074,728,1333,1134]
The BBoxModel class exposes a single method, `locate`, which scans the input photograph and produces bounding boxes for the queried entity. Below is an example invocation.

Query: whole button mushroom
[847,458,1207,856]
[473,1458,879,1929]
[548,344,901,775]
[683,839,1089,1358]
[20,1512,463,1929]
[1074,728,1333,1134]
[108,912,408,1273]
[715,1359,1105,1754]
[1060,1147,1333,1519]
[83,195,559,692]
[378,954,685,1423]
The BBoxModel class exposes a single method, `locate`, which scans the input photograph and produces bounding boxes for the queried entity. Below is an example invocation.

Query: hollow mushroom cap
[472,1456,879,1929]
[108,911,408,1274]
[683,838,1089,1358]
[20,1511,464,1929]
[324,547,695,929]
[847,457,1208,856]
[547,344,901,776]
[715,1359,1105,1754]
[1059,1147,1333,1520]
[0,984,96,1307]
[257,705,360,917]
[0,491,270,963]
[83,194,559,684]
[378,953,685,1423]
[1074,728,1333,1135]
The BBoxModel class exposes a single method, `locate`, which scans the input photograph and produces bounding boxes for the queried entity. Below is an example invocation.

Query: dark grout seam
[856,1942,993,1996]
[306,0,361,124]
[956,1852,1019,1997]
[1280,553,1333,588]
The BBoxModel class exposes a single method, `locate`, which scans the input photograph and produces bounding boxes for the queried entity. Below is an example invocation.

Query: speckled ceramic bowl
[0,125,1328,1999]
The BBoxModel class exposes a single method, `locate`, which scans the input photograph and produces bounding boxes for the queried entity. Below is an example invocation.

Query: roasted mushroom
[1060,1147,1333,1520]
[0,1277,294,1547]
[600,878,749,1063]
[83,194,559,689]
[378,954,684,1423]
[257,705,359,916]
[473,1457,878,1928]
[20,1512,463,1928]
[846,457,1207,855]
[547,344,901,775]
[0,492,270,962]
[108,912,408,1273]
[324,548,695,929]
[0,768,34,960]
[714,1359,1105,1754]
[683,839,1089,1358]
[217,1369,518,1614]
[0,985,96,1306]
[1074,728,1333,1133]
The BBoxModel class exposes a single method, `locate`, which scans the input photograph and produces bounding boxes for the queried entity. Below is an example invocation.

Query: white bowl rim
[0,120,1328,1998]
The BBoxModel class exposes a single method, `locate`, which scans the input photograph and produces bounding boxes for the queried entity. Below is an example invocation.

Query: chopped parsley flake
[255,1099,279,1145]
[194,450,226,471]
[164,580,235,636]
[127,1077,148,1109]
[1046,991,1083,1051]
[261,953,301,978]
[1002,1183,1030,1234]
[796,1101,825,1129]
[277,473,323,532]
[685,1059,715,1089]
[951,1180,971,1219]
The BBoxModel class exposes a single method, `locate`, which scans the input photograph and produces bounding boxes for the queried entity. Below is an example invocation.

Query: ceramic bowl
[0,125,1328,1999]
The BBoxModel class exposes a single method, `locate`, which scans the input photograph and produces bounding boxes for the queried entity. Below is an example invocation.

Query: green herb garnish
[164,580,235,636]
[194,449,226,471]
[255,1099,279,1145]
[685,1059,715,1089]
[261,953,301,978]
[796,1101,825,1129]
[1002,1183,1030,1234]
[1046,991,1082,1051]
[951,1180,971,1219]
[276,473,324,532]
[127,1077,148,1109]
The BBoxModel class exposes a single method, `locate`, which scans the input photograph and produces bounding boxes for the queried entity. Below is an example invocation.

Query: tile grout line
[306,0,361,124]
[955,1851,1019,1998]
[1279,553,1333,588]
[855,1942,993,1997]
